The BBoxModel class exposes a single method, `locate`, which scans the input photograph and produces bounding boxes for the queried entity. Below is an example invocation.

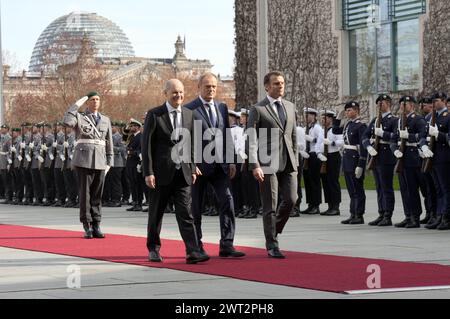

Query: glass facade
[344,0,425,95]
[29,12,135,72]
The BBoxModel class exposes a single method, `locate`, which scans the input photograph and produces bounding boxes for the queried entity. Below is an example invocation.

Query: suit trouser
[231,164,243,211]
[12,168,24,201]
[63,168,78,202]
[54,168,66,203]
[41,166,55,201]
[295,156,304,209]
[0,169,12,200]
[259,170,298,250]
[146,169,199,254]
[399,166,423,220]
[344,171,366,217]
[432,163,450,216]
[31,168,44,201]
[303,153,322,207]
[241,167,261,210]
[320,152,342,206]
[192,165,236,249]
[373,165,395,214]
[76,167,105,224]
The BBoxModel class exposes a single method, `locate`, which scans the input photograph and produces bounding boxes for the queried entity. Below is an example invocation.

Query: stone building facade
[235,0,448,118]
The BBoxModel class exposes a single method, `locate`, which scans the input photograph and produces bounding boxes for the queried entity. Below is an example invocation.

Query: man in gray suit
[247,71,298,259]
[63,92,114,239]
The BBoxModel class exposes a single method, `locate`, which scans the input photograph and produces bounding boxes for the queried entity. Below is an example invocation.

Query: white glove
[17,155,23,162]
[60,155,66,162]
[41,145,48,152]
[75,96,89,108]
[69,155,73,160]
[6,165,10,171]
[429,125,439,138]
[105,165,111,175]
[26,155,31,162]
[375,127,384,137]
[323,138,332,146]
[20,142,26,149]
[52,142,57,148]
[49,154,54,161]
[137,164,142,173]
[63,141,69,148]
[394,150,403,159]
[421,145,434,158]
[7,159,12,165]
[318,153,328,162]
[300,151,310,159]
[355,167,364,179]
[29,142,35,150]
[367,146,378,157]
[139,154,143,162]
[38,156,45,163]
[399,130,409,139]
[238,151,248,160]
[10,146,17,153]
[304,135,314,143]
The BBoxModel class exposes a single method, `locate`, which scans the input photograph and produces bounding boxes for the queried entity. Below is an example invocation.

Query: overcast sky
[1,0,235,76]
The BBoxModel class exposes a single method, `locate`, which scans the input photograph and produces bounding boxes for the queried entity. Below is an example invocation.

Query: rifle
[422,101,436,173]
[367,102,382,170]
[320,109,329,175]
[394,102,407,174]
[19,125,26,169]
[53,123,58,163]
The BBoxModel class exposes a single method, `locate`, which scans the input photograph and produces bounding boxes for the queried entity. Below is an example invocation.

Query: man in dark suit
[184,73,245,259]
[142,79,209,265]
[126,119,144,212]
[247,71,298,259]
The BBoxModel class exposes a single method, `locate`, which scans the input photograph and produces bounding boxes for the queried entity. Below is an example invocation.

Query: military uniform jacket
[22,133,32,170]
[42,132,55,168]
[362,113,398,166]
[31,133,42,169]
[63,104,114,170]
[428,109,450,164]
[54,132,65,169]
[0,133,12,170]
[393,113,427,168]
[333,118,368,173]
[12,136,23,169]
[113,132,127,168]
[67,132,76,169]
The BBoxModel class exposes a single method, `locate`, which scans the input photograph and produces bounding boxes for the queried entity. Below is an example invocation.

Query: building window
[344,0,426,95]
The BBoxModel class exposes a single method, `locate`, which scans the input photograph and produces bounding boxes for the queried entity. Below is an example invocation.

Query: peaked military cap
[228,110,241,118]
[432,92,448,101]
[21,122,33,127]
[240,109,249,116]
[400,96,417,104]
[304,108,318,115]
[376,94,392,104]
[321,110,337,118]
[345,101,360,110]
[419,97,432,104]
[129,118,142,127]
[12,128,21,132]
[0,124,9,129]
[87,91,100,99]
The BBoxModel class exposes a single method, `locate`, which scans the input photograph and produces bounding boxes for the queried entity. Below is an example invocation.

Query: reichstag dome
[29,12,135,72]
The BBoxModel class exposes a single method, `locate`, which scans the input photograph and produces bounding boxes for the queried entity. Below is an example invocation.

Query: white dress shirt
[199,96,218,124]
[306,123,323,154]
[317,127,344,154]
[296,126,306,152]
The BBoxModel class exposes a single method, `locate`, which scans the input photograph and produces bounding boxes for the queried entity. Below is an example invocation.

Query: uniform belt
[344,145,358,151]
[0,151,8,155]
[379,141,391,145]
[398,142,418,147]
[76,139,106,146]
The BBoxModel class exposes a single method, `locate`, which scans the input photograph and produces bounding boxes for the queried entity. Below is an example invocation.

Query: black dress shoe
[349,216,365,225]
[83,223,93,239]
[268,248,285,259]
[142,207,149,213]
[92,222,105,239]
[321,208,341,216]
[437,216,450,230]
[245,211,258,219]
[186,251,210,264]
[395,219,410,228]
[290,210,300,218]
[110,201,122,208]
[377,217,393,227]
[304,206,320,215]
[425,216,442,230]
[420,212,432,225]
[368,213,384,226]
[341,215,355,225]
[219,249,246,258]
[405,220,421,229]
[149,251,163,262]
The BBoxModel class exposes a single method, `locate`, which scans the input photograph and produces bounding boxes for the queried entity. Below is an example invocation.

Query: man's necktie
[275,101,286,128]
[171,111,178,130]
[205,103,217,128]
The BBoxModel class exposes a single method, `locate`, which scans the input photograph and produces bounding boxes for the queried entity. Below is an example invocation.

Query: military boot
[437,215,450,231]
[349,215,365,225]
[405,217,421,229]
[420,212,432,225]
[369,212,385,226]
[378,212,393,227]
[341,215,355,225]
[395,218,410,228]
[425,214,442,230]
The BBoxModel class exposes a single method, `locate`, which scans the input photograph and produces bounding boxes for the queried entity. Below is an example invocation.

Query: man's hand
[38,156,44,163]
[355,167,364,179]
[20,142,26,149]
[399,130,409,139]
[52,142,57,148]
[75,96,89,108]
[429,125,439,138]
[63,141,69,148]
[375,127,384,137]
[192,174,197,185]
[229,164,237,180]
[29,142,35,150]
[421,145,434,158]
[300,151,310,159]
[253,168,265,183]
[146,175,156,189]
[195,166,203,176]
[41,145,48,152]
[318,153,327,162]
[394,150,403,159]
[367,146,378,157]
[323,138,332,146]
[10,146,16,153]
[105,165,111,175]
[304,135,314,143]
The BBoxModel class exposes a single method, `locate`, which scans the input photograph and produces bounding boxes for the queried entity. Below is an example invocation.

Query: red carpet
[1,224,450,294]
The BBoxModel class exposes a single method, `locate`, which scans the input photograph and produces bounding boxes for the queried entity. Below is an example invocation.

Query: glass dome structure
[29,12,135,72]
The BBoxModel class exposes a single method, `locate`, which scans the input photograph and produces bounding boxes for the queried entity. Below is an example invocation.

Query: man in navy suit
[184,73,246,259]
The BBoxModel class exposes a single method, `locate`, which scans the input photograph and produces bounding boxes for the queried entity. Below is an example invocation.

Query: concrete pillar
[257,0,269,101]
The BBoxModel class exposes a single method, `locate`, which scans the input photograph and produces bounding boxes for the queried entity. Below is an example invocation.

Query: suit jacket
[184,97,232,177]
[63,104,114,170]
[127,132,142,166]
[247,97,298,174]
[142,103,196,186]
